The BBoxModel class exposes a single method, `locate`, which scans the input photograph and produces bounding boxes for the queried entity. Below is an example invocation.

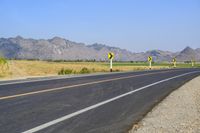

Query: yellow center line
[0,69,181,100]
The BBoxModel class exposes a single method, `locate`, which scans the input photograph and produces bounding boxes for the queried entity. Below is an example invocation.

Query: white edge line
[22,71,200,133]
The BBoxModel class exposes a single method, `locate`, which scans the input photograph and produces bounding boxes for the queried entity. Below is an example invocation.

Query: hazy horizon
[0,0,200,52]
[0,35,198,53]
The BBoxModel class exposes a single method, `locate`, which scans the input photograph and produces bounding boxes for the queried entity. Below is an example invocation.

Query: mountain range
[0,36,199,62]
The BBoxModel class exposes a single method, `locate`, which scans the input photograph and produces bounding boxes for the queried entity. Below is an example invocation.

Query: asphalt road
[0,68,200,133]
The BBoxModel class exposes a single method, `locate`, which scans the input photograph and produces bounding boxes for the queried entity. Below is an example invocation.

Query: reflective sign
[148,56,152,62]
[108,52,114,60]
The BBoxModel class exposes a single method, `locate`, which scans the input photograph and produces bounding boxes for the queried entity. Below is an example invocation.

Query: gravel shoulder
[129,76,200,133]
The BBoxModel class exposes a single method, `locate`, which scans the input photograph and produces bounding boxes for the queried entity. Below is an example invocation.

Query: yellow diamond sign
[172,58,176,62]
[148,56,152,62]
[108,52,114,60]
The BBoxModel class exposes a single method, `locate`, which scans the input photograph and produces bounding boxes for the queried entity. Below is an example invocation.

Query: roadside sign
[148,56,152,62]
[172,58,176,68]
[148,56,152,69]
[172,58,176,63]
[108,52,114,72]
[108,52,114,60]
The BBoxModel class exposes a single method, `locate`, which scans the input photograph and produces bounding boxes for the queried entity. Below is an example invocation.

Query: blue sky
[0,0,199,52]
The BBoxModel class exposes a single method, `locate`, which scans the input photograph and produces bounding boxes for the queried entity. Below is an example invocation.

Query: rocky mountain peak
[180,46,194,54]
[49,37,67,46]
[176,46,196,61]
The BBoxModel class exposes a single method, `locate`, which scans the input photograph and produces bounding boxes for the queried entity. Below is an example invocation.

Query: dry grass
[0,60,169,80]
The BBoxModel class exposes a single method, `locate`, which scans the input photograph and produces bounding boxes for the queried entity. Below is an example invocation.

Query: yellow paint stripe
[0,70,180,100]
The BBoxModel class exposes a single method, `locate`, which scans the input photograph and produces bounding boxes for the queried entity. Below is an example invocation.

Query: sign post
[108,52,114,72]
[191,60,194,67]
[172,58,176,68]
[148,56,152,70]
[110,58,113,72]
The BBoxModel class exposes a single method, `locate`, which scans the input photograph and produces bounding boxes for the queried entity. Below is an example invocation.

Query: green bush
[0,57,9,72]
[58,68,73,75]
[114,69,120,72]
[80,67,90,74]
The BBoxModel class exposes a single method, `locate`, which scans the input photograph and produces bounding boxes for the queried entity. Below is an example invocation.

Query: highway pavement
[0,68,200,133]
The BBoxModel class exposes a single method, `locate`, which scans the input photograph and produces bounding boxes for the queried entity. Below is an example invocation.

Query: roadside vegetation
[0,57,9,78]
[0,59,199,80]
[58,67,91,75]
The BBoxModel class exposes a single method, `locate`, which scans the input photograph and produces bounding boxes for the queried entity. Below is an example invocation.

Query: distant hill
[0,36,199,61]
[176,46,199,61]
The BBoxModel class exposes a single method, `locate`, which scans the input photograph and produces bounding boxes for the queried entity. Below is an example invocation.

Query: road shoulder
[129,76,200,133]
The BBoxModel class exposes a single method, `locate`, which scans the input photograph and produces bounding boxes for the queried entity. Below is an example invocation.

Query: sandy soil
[129,76,200,133]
